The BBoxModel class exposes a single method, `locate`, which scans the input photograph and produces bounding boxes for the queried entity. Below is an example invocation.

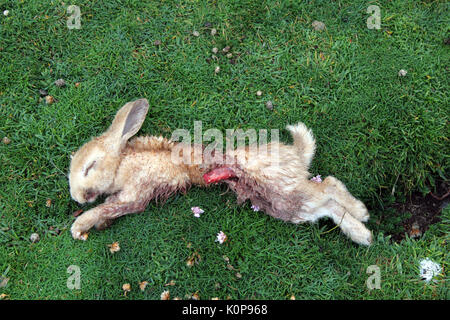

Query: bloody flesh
[203,167,237,184]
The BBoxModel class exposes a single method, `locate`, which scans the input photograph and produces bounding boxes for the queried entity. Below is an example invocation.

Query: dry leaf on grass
[108,242,120,253]
[73,209,83,217]
[161,290,170,300]
[45,95,55,104]
[2,137,11,145]
[0,277,9,288]
[226,264,235,271]
[164,280,176,287]
[409,222,422,238]
[122,283,131,296]
[54,79,66,87]
[191,292,200,300]
[139,281,148,292]
[186,251,201,267]
[0,293,9,300]
[311,20,326,31]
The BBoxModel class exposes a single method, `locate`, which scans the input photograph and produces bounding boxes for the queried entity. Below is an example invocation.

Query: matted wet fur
[69,99,372,245]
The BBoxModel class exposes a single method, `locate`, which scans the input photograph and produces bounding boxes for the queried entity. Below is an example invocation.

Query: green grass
[0,0,448,299]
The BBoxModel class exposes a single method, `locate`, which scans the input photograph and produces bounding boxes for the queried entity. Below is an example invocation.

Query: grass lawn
[0,0,448,299]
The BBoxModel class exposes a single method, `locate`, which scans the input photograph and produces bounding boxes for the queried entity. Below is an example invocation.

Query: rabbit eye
[84,161,96,177]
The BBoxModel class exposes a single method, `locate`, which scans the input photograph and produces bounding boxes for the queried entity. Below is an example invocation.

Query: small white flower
[311,20,326,31]
[30,233,40,243]
[251,204,260,212]
[214,66,220,74]
[212,47,218,54]
[192,30,200,37]
[420,258,441,282]
[256,90,262,96]
[3,10,9,16]
[210,28,217,36]
[310,175,322,183]
[398,69,407,77]
[191,206,204,218]
[215,231,227,244]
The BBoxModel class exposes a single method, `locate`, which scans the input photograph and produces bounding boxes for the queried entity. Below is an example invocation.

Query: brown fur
[69,99,373,245]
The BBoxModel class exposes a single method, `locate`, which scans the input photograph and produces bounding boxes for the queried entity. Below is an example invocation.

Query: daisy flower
[215,231,227,244]
[191,206,204,218]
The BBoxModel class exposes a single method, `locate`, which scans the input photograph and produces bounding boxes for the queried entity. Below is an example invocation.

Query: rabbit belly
[205,166,305,222]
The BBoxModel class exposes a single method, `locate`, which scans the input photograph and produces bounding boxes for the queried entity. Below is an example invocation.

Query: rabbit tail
[286,122,316,169]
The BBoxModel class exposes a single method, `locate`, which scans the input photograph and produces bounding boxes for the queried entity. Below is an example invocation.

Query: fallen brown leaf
[73,209,83,217]
[164,280,176,287]
[122,283,131,296]
[191,292,200,300]
[0,277,9,288]
[139,281,148,292]
[122,283,131,292]
[108,242,120,253]
[186,251,201,267]
[161,290,170,300]
[409,222,422,238]
[45,95,54,104]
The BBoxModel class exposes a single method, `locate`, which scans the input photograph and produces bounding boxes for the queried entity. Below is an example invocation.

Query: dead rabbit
[69,99,372,245]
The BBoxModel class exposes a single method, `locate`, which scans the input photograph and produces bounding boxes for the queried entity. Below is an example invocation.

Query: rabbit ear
[105,98,149,151]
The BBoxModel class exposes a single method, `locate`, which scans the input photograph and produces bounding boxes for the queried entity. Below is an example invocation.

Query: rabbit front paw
[71,210,99,240]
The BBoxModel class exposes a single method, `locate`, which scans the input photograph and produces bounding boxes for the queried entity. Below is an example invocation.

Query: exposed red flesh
[203,167,237,184]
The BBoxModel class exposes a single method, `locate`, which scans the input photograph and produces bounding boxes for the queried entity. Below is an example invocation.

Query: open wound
[203,167,237,184]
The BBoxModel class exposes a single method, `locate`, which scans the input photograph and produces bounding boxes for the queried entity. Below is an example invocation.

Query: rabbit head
[69,98,149,204]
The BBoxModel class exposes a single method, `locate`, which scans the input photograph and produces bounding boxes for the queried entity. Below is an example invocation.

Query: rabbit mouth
[84,190,98,202]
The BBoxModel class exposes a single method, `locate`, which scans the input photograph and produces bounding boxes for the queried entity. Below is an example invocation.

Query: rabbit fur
[69,98,372,245]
